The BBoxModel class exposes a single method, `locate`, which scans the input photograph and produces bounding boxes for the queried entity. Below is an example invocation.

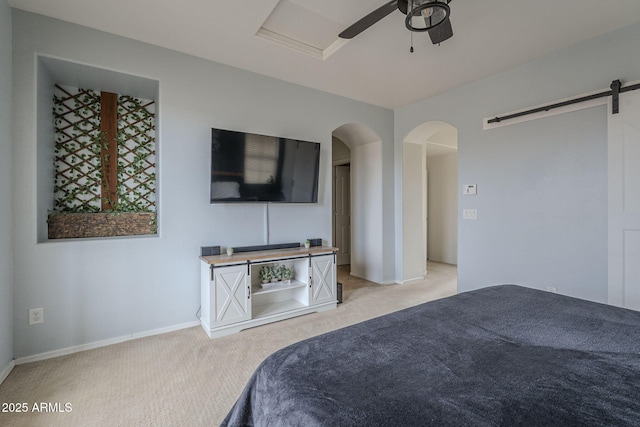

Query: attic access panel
[256,0,349,59]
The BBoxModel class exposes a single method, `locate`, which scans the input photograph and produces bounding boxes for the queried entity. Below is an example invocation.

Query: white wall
[402,143,426,282]
[395,21,640,302]
[351,141,384,283]
[426,153,458,265]
[0,0,13,376]
[12,10,394,358]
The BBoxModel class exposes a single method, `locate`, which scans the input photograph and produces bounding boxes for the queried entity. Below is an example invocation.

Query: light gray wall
[12,10,394,358]
[0,0,13,373]
[396,21,640,302]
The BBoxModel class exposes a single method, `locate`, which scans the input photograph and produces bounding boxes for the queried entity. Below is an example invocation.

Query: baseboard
[15,320,200,365]
[0,359,15,385]
[349,271,373,282]
[396,278,422,285]
[349,270,420,286]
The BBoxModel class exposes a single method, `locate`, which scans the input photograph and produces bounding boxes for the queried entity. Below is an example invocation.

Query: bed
[222,285,640,426]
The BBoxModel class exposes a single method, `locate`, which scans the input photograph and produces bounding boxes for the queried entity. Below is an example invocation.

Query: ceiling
[8,0,640,109]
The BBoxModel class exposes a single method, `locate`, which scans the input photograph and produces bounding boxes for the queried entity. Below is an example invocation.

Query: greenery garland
[51,86,157,233]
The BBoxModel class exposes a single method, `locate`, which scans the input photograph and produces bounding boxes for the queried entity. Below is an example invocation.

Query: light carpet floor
[0,262,456,427]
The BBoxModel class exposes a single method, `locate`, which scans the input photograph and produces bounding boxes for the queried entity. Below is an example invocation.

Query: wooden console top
[200,246,338,266]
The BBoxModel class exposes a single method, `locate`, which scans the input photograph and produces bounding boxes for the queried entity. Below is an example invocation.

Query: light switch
[463,184,477,195]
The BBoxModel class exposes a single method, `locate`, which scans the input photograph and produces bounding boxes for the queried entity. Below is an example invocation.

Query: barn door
[608,90,640,310]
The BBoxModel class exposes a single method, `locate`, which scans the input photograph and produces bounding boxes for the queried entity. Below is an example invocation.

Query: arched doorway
[332,123,385,284]
[402,121,458,283]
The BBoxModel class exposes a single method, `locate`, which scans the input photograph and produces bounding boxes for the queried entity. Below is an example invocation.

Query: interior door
[334,165,351,265]
[609,90,640,310]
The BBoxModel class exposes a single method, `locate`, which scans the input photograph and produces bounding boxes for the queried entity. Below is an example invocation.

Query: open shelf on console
[252,280,307,295]
[252,299,307,318]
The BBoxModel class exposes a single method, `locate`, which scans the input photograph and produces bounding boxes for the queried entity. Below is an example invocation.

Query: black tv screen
[210,128,320,203]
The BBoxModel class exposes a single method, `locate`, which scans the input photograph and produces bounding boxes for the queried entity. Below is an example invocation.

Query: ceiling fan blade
[339,1,398,39]
[398,0,408,14]
[428,16,453,44]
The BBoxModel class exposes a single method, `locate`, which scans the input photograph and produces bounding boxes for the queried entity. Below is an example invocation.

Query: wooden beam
[100,92,118,210]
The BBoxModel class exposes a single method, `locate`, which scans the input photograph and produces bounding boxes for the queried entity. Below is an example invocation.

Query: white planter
[260,281,279,290]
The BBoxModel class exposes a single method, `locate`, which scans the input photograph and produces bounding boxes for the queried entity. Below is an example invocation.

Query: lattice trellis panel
[117,95,156,212]
[52,86,156,214]
[53,85,102,212]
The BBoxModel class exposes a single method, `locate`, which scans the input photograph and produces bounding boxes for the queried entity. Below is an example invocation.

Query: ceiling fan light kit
[405,1,450,32]
[339,0,454,48]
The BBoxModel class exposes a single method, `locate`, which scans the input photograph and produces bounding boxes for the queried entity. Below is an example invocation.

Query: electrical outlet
[29,308,44,325]
[463,209,477,220]
[546,286,557,294]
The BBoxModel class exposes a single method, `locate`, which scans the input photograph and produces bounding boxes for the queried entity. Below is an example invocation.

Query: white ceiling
[8,0,640,109]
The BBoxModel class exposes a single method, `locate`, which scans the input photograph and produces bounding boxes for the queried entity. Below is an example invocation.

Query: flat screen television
[210,128,320,203]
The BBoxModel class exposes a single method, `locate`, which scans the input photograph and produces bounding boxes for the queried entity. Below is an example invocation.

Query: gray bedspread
[222,285,640,426]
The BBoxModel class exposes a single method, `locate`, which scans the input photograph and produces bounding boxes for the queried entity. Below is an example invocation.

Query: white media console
[199,246,338,338]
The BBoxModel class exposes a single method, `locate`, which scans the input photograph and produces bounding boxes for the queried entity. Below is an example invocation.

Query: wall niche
[37,56,160,242]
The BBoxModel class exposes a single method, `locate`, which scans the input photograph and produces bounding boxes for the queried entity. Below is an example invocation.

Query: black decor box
[201,246,221,256]
[307,238,322,247]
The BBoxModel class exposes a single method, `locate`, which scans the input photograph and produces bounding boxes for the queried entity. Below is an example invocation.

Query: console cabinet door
[213,264,251,326]
[310,254,336,305]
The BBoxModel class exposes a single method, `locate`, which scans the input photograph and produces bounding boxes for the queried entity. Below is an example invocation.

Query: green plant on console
[259,266,274,282]
[280,266,293,281]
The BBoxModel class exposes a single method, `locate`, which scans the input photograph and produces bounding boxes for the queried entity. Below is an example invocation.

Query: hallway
[337,261,457,303]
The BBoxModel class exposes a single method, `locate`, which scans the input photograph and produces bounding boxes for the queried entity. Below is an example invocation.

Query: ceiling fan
[339,0,453,45]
